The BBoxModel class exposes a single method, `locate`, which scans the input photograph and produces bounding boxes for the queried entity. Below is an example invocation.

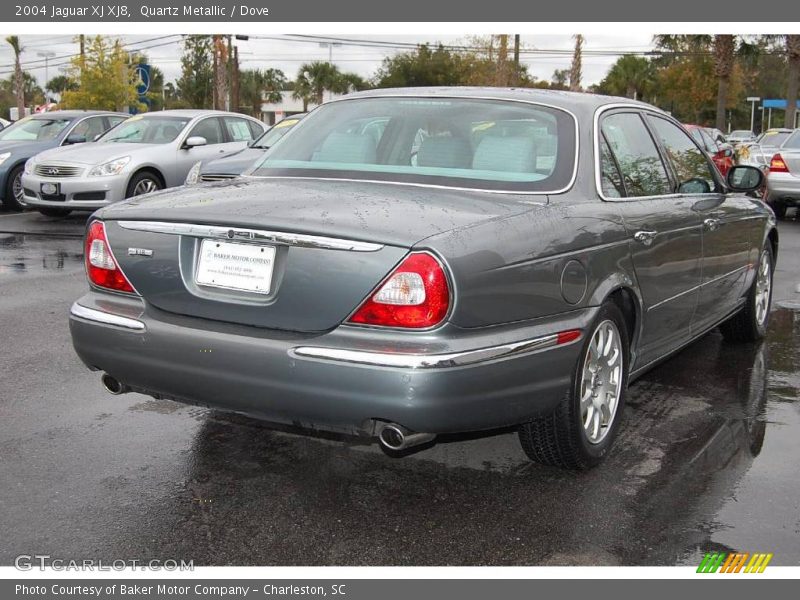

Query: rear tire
[3,165,26,211]
[518,301,630,470]
[720,243,773,343]
[37,207,72,218]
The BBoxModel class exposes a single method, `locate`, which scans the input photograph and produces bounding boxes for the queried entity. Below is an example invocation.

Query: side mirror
[65,134,87,145]
[183,136,207,149]
[727,165,764,192]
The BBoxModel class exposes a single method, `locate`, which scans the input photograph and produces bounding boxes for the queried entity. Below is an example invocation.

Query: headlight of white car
[23,157,35,174]
[0,152,11,167]
[88,156,131,178]
[185,161,202,185]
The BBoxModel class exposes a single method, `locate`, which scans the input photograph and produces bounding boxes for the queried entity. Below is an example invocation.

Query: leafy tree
[61,36,142,112]
[551,69,569,90]
[597,55,654,100]
[5,36,25,117]
[375,44,469,88]
[177,35,213,109]
[293,62,364,109]
[240,68,287,116]
[46,75,79,101]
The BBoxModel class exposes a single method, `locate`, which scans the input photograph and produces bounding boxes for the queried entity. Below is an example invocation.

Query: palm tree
[295,61,342,107]
[713,35,736,131]
[785,35,800,128]
[569,34,584,92]
[5,36,25,118]
[602,55,654,100]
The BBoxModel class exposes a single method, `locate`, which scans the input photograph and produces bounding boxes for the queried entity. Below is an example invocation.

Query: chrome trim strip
[69,302,145,331]
[250,94,580,196]
[291,333,567,369]
[646,265,750,312]
[116,221,384,252]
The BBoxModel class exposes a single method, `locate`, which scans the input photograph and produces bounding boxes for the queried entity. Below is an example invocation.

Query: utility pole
[513,34,520,85]
[37,51,56,104]
[232,45,239,113]
[79,35,85,78]
[498,34,509,87]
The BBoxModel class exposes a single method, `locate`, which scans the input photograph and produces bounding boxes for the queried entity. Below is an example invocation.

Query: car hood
[0,140,56,157]
[201,147,266,176]
[33,142,159,165]
[98,177,544,248]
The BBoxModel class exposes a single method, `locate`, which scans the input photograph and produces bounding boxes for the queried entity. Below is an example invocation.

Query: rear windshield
[757,131,792,147]
[781,130,800,150]
[249,97,577,192]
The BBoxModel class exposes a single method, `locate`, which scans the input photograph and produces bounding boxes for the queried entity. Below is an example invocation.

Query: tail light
[85,220,136,294]
[348,251,449,329]
[769,154,789,173]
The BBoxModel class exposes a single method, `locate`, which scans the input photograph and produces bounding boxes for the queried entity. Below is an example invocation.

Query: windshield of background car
[250,97,577,192]
[781,131,800,150]
[254,117,302,148]
[0,116,72,141]
[98,115,191,144]
[756,131,792,147]
[730,130,752,138]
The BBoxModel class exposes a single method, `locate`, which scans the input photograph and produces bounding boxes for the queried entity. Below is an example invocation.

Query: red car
[685,124,735,176]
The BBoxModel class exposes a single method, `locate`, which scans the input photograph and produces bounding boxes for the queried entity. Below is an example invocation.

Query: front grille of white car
[34,164,84,178]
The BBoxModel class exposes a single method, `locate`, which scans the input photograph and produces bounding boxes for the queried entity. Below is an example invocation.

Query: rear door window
[600,112,671,197]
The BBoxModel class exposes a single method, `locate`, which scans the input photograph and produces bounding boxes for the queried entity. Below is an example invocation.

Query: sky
[0,33,657,92]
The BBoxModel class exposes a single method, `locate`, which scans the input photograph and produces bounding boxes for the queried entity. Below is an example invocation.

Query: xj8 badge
[128,248,154,257]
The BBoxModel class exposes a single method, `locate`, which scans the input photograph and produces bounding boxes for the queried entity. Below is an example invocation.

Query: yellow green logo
[697,552,773,573]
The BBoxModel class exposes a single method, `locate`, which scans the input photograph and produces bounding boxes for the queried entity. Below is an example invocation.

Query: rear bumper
[766,172,800,203]
[69,292,593,435]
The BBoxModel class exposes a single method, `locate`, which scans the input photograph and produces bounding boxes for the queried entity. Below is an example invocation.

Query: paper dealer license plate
[196,240,276,294]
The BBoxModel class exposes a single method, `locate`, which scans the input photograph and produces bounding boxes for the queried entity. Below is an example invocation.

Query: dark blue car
[0,110,127,210]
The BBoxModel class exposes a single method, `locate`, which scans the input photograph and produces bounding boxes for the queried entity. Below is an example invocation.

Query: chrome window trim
[290,332,574,370]
[116,220,385,252]
[70,302,145,331]
[253,94,580,196]
[593,103,723,202]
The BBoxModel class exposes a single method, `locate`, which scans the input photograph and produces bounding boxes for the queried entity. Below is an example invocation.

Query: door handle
[703,218,721,231]
[633,230,657,246]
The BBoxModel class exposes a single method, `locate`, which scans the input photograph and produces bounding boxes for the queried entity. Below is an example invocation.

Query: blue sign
[763,98,800,109]
[135,64,151,96]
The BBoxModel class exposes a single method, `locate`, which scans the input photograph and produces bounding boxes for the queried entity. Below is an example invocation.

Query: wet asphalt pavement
[0,209,799,566]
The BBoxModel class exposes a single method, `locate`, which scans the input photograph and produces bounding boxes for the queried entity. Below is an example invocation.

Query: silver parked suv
[22,110,266,217]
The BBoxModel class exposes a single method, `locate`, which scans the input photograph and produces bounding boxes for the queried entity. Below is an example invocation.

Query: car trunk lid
[100,178,540,332]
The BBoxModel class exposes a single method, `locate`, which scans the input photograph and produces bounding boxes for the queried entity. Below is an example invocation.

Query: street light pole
[37,51,56,104]
[746,96,760,133]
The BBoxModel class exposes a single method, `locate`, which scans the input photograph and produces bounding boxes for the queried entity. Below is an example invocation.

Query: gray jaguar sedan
[68,88,776,469]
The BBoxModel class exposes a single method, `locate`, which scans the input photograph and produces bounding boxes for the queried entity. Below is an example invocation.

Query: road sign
[135,64,151,95]
[746,96,761,102]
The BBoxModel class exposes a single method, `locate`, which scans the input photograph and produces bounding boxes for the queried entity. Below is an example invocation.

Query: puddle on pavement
[0,234,84,275]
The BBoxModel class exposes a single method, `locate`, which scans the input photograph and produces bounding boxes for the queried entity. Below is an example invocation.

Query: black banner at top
[4,0,800,22]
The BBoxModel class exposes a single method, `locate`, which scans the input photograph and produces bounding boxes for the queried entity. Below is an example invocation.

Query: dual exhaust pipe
[378,423,436,452]
[101,374,434,452]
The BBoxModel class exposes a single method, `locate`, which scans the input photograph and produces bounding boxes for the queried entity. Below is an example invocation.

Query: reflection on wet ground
[0,218,798,566]
[0,233,84,275]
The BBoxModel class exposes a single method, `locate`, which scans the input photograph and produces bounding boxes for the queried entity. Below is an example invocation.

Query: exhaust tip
[379,424,406,451]
[101,373,125,395]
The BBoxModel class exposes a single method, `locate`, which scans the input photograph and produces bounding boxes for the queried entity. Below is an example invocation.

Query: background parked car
[704,127,728,145]
[21,110,267,217]
[737,128,795,168]
[728,129,756,145]
[186,113,306,184]
[0,111,127,210]
[764,129,800,219]
[685,124,735,176]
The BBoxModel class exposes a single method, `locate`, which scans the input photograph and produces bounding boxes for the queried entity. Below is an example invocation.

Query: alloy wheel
[754,250,771,326]
[579,319,624,444]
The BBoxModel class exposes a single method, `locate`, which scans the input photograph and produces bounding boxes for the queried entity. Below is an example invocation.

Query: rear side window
[648,116,717,194]
[601,112,671,197]
[224,117,258,142]
[599,136,625,198]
